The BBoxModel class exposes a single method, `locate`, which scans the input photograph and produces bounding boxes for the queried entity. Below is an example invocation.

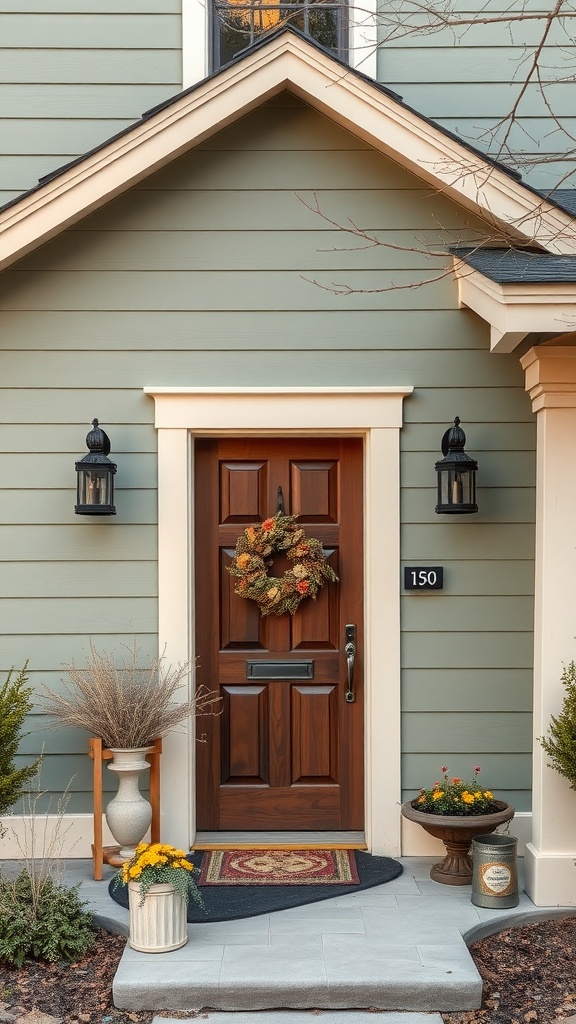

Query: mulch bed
[1,917,576,1023]
[443,915,576,1024]
[0,930,202,1024]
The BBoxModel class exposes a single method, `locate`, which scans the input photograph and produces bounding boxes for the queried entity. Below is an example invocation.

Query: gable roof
[1,28,575,275]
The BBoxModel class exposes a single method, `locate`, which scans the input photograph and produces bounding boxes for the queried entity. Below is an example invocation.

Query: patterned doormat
[199,849,360,886]
[108,848,403,922]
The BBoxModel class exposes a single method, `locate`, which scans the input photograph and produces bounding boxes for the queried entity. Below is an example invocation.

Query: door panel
[195,437,364,831]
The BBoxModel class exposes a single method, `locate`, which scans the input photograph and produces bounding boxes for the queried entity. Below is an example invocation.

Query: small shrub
[540,661,576,791]
[0,871,94,966]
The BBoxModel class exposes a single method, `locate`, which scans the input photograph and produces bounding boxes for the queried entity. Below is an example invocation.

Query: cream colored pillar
[521,345,576,906]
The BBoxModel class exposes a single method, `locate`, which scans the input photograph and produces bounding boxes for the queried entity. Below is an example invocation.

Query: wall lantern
[75,419,117,516]
[435,416,478,515]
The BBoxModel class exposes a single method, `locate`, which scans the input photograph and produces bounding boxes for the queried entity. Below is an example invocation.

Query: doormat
[107,849,403,923]
[199,849,360,886]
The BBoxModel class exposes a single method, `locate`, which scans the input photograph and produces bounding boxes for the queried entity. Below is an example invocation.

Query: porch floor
[53,858,574,1021]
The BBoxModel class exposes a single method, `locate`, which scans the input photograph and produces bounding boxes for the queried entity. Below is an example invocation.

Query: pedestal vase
[401,800,515,885]
[105,747,153,860]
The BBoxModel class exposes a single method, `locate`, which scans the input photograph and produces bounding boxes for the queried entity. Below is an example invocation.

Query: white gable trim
[453,258,576,353]
[143,385,413,854]
[0,32,575,273]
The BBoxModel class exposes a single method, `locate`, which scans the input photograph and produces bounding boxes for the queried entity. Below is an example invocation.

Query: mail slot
[246,660,314,680]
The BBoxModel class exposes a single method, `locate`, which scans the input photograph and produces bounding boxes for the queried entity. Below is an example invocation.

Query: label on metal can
[480,862,512,895]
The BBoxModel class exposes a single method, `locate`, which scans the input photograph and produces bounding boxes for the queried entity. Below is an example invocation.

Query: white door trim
[144,385,413,855]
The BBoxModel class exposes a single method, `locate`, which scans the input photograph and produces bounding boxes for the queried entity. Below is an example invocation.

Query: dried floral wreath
[228,512,338,617]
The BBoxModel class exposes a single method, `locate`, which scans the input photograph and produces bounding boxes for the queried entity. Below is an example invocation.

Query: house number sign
[404,566,444,590]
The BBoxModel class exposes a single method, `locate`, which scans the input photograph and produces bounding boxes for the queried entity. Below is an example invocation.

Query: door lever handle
[344,623,356,703]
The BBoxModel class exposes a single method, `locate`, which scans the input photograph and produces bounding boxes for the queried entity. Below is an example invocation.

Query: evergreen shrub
[540,661,576,791]
[0,663,42,835]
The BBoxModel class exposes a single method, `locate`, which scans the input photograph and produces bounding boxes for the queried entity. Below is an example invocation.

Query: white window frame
[182,0,378,88]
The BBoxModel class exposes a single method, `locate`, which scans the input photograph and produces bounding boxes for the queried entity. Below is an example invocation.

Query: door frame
[144,385,413,855]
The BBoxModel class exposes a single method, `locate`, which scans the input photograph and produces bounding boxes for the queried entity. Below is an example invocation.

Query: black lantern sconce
[75,419,117,516]
[435,416,478,515]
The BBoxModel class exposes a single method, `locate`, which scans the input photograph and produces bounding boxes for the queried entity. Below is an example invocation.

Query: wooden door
[194,437,364,831]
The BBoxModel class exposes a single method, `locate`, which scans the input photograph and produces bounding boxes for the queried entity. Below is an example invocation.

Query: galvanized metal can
[471,833,519,908]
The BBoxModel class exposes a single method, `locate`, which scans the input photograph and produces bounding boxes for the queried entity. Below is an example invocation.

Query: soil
[0,917,575,1024]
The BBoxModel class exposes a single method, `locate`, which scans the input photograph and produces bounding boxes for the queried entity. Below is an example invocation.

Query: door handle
[344,623,356,703]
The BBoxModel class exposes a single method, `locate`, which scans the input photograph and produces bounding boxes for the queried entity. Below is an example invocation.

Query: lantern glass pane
[77,468,112,507]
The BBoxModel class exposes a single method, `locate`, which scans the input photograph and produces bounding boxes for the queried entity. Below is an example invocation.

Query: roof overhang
[1,31,576,273]
[452,257,576,353]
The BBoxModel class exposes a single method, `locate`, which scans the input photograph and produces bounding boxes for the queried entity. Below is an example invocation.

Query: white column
[521,346,576,906]
[156,427,195,851]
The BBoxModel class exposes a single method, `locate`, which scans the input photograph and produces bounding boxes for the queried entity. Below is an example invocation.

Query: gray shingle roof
[540,191,576,217]
[450,247,576,284]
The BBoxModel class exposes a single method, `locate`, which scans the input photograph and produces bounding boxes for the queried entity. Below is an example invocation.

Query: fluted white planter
[128,881,188,952]
[106,747,153,860]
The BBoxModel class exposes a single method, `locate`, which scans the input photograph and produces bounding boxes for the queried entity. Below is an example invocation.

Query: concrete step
[112,910,482,1013]
[153,1013,444,1024]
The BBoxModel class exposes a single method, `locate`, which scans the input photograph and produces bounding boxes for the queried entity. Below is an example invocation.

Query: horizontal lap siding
[0,4,181,205]
[376,0,576,189]
[0,96,534,811]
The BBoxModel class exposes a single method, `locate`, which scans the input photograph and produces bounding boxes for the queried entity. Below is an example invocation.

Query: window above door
[182,0,377,87]
[211,0,348,70]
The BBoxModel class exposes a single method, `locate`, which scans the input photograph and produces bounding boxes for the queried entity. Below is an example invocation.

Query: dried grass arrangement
[41,641,220,749]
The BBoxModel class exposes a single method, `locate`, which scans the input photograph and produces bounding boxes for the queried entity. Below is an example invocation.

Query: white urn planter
[105,747,153,859]
[128,881,188,952]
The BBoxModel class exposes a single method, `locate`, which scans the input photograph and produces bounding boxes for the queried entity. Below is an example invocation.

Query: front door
[194,437,364,831]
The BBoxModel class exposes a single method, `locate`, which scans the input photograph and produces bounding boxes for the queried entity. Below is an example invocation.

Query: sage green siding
[0,95,535,813]
[377,0,576,189]
[0,0,181,204]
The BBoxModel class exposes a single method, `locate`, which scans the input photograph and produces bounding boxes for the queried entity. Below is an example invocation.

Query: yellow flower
[484,790,493,800]
[432,791,444,800]
[237,553,251,568]
[462,792,475,804]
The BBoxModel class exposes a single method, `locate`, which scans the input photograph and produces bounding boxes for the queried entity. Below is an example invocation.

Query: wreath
[228,512,338,617]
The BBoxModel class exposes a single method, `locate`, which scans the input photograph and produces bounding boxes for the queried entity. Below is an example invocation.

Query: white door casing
[144,385,412,854]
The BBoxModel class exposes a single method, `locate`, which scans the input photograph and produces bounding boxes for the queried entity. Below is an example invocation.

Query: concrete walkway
[57,856,575,1022]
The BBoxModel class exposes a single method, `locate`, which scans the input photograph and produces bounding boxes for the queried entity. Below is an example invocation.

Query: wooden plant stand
[89,736,162,880]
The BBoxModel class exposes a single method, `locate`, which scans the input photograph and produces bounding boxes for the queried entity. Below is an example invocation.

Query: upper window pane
[211,0,348,70]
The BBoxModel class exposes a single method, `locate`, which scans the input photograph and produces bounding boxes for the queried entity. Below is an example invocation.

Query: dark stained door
[194,437,364,831]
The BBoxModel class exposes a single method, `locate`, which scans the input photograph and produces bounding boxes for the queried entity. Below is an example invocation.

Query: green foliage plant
[0,663,42,836]
[540,661,576,791]
[412,765,500,816]
[0,871,94,966]
[0,775,94,967]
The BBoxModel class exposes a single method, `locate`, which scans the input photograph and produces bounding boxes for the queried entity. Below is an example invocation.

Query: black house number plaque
[404,566,444,590]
